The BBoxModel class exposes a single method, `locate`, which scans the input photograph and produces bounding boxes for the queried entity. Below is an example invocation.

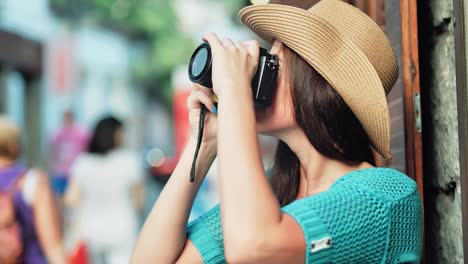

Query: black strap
[190,107,206,182]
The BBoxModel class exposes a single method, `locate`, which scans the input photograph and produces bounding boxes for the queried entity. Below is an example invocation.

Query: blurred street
[0,0,262,262]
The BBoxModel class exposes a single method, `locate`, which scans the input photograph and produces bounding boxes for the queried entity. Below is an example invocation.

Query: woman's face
[255,40,297,136]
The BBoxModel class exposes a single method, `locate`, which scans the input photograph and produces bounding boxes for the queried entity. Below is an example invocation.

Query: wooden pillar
[400,0,423,198]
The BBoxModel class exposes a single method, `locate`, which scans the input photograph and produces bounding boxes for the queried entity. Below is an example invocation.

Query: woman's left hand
[203,33,260,100]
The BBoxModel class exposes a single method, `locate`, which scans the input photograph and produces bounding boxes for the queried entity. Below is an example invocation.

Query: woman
[0,116,67,264]
[132,1,423,263]
[65,116,144,264]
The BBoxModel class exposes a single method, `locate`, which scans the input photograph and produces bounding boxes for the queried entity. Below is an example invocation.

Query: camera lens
[188,43,213,88]
[191,48,208,77]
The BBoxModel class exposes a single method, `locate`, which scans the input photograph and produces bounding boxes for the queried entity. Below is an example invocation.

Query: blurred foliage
[49,0,195,104]
[50,0,248,104]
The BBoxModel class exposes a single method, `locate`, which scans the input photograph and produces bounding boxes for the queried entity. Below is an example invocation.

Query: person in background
[0,116,67,264]
[65,116,144,264]
[49,110,89,197]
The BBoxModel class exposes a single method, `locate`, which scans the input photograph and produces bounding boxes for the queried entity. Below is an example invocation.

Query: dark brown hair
[270,45,376,206]
[88,116,123,155]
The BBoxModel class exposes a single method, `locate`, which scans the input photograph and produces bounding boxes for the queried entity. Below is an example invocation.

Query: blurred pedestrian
[65,116,144,264]
[49,111,89,197]
[0,116,67,264]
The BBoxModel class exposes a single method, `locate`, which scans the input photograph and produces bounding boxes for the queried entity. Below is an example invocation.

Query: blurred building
[0,0,148,167]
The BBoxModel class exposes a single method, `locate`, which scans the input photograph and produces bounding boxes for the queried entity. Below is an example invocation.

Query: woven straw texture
[238,0,399,161]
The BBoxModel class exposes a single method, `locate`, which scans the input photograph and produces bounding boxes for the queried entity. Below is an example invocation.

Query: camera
[188,42,279,108]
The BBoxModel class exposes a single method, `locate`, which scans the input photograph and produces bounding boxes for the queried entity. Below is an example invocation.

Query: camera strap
[190,107,206,182]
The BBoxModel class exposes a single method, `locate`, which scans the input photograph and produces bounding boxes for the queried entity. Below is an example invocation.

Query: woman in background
[65,116,144,264]
[0,116,67,264]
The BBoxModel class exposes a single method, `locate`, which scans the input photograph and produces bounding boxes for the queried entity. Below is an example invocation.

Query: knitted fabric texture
[187,168,423,264]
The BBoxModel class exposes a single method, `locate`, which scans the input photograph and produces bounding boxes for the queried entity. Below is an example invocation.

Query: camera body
[188,42,279,108]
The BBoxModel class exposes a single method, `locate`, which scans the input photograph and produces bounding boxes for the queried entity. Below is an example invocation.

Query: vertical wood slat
[400,0,424,201]
[400,3,425,262]
[368,0,377,23]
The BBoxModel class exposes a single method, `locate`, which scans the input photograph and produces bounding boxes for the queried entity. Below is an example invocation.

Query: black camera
[188,42,279,108]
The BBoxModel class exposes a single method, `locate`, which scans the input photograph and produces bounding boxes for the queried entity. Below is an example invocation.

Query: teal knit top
[186,168,423,263]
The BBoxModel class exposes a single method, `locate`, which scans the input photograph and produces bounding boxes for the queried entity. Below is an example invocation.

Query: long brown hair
[88,116,123,155]
[270,45,376,206]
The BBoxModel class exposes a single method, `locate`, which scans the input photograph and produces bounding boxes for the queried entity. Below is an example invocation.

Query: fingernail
[211,105,217,115]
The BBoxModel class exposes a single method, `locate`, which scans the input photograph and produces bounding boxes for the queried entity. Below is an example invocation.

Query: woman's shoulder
[331,167,418,202]
[282,168,419,213]
[281,168,422,263]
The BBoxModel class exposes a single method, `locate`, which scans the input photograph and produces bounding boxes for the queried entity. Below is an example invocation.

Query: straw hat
[239,0,398,161]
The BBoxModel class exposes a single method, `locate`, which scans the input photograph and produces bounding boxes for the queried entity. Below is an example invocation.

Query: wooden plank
[400,0,424,201]
[400,2,425,262]
[368,0,377,21]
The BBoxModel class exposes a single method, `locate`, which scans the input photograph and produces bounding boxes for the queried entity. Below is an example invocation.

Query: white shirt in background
[70,149,143,253]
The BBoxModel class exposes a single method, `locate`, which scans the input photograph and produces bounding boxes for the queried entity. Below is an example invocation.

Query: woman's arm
[32,172,68,264]
[205,34,305,263]
[63,179,79,208]
[132,84,218,263]
[131,138,216,263]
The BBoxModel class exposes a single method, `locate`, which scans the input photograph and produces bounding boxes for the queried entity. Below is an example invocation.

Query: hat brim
[239,4,392,161]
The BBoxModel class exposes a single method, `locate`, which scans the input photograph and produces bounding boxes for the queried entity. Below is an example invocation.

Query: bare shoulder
[16,168,44,186]
[22,169,51,192]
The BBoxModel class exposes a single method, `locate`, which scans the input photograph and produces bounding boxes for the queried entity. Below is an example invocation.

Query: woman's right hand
[187,84,218,144]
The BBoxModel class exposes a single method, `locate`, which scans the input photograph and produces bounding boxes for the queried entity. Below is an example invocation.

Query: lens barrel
[188,42,213,88]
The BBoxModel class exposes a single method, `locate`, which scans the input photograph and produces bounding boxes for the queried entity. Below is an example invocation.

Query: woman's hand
[187,84,218,144]
[203,33,260,101]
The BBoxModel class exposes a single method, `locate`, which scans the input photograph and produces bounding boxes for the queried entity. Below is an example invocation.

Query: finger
[203,32,222,51]
[239,40,260,60]
[197,86,215,100]
[192,83,211,91]
[192,84,201,91]
[188,90,215,112]
[187,91,203,110]
[221,38,235,48]
[195,90,216,112]
[233,41,247,52]
[192,84,215,99]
